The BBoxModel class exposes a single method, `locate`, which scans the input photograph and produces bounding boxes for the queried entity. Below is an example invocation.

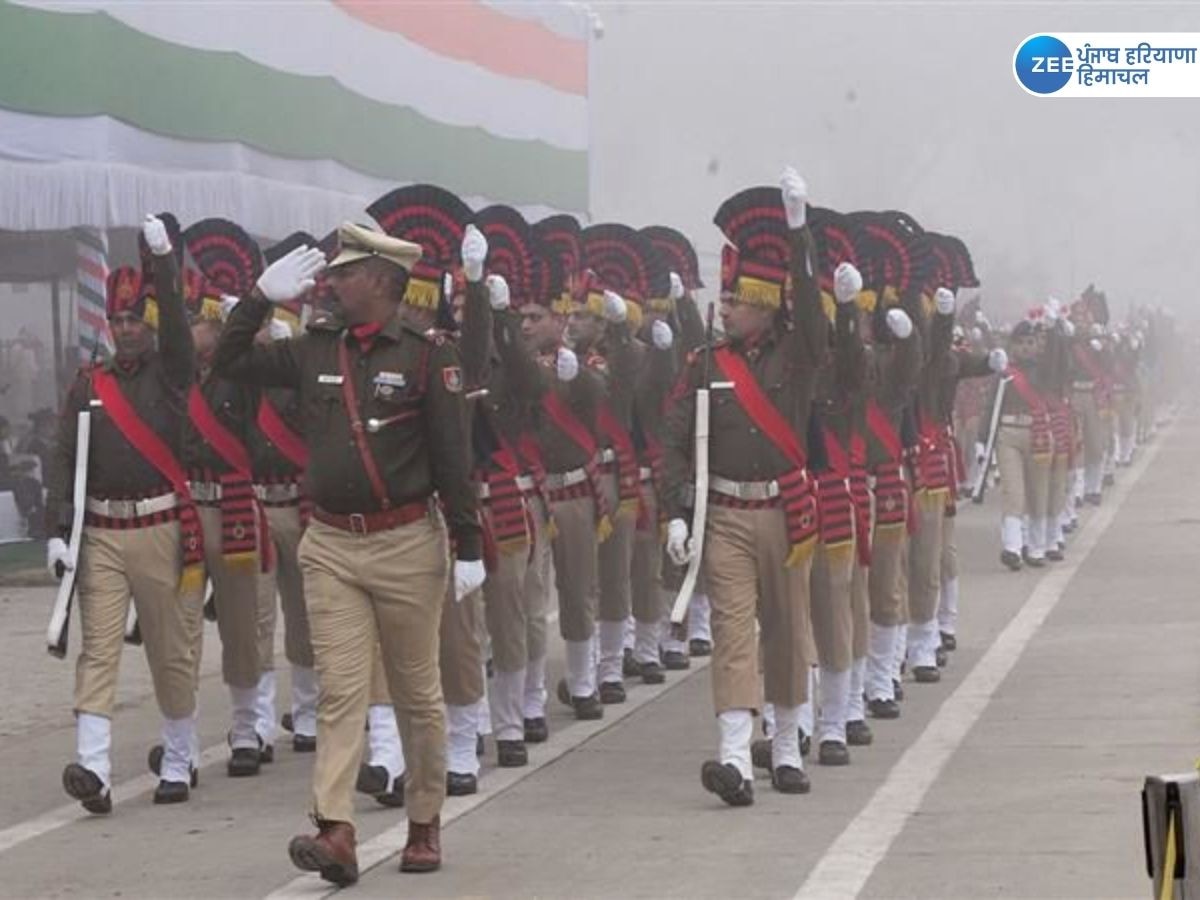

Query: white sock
[367,703,405,781]
[816,667,850,744]
[688,593,711,642]
[847,657,867,722]
[161,716,195,784]
[290,665,318,738]
[76,712,112,789]
[565,638,597,698]
[1002,515,1024,554]
[866,623,897,701]
[799,667,817,736]
[446,704,481,776]
[905,619,938,669]
[634,620,661,665]
[490,668,526,742]
[891,627,906,682]
[255,670,277,746]
[597,620,627,685]
[229,685,260,750]
[476,681,492,738]
[772,704,804,770]
[523,655,547,719]
[761,702,776,739]
[717,709,753,780]
[937,577,959,636]
[623,614,636,652]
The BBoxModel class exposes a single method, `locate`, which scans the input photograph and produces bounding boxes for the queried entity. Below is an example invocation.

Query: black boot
[700,761,754,806]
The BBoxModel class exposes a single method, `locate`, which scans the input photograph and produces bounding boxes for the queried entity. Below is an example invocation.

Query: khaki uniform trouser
[255,504,313,671]
[550,493,598,643]
[483,495,552,674]
[851,558,869,659]
[631,486,667,625]
[907,491,947,627]
[1073,390,1105,469]
[996,425,1050,520]
[1115,391,1137,443]
[597,471,635,624]
[1048,454,1070,520]
[195,504,262,689]
[74,521,203,720]
[300,515,449,826]
[440,581,484,708]
[810,538,857,673]
[703,503,813,714]
[940,511,958,583]
[868,523,908,627]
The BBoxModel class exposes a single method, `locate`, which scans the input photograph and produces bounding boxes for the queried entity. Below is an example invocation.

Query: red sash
[596,404,642,520]
[1005,366,1052,461]
[540,390,612,540]
[1048,397,1072,464]
[866,399,904,462]
[256,396,308,471]
[713,346,817,565]
[1073,344,1112,407]
[912,411,952,495]
[189,385,271,572]
[866,399,913,533]
[92,369,204,592]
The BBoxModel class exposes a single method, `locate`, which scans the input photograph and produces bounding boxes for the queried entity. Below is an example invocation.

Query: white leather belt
[85,492,177,518]
[544,468,589,491]
[638,466,654,482]
[709,476,780,501]
[1001,414,1033,427]
[596,448,617,465]
[1072,380,1095,390]
[188,481,223,503]
[477,474,536,500]
[254,483,301,503]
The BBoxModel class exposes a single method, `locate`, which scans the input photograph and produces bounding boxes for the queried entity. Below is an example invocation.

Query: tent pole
[50,278,63,401]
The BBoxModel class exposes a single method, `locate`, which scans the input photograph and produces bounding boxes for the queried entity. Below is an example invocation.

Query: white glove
[454,559,486,602]
[1131,336,1141,351]
[974,309,989,327]
[780,167,808,229]
[1062,319,1075,338]
[970,326,984,343]
[1091,323,1104,336]
[1044,297,1061,322]
[1090,338,1103,352]
[935,287,956,315]
[219,294,241,319]
[46,537,71,578]
[651,320,674,350]
[268,318,293,341]
[486,274,510,311]
[988,348,1009,373]
[602,290,627,323]
[461,224,487,283]
[556,347,579,382]
[974,441,986,464]
[666,518,692,566]
[886,308,913,339]
[142,214,172,257]
[833,262,863,305]
[669,272,685,302]
[256,246,326,304]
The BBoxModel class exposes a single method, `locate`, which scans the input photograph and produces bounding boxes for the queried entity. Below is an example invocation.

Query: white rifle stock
[972,374,1012,503]
[47,410,91,657]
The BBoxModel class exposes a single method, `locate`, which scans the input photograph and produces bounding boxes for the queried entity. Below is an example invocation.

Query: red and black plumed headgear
[640,225,704,310]
[182,217,264,323]
[473,205,534,308]
[581,223,670,330]
[532,214,582,314]
[713,186,791,312]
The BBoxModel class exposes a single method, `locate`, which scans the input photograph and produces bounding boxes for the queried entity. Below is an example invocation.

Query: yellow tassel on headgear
[734,275,783,310]
[404,276,441,310]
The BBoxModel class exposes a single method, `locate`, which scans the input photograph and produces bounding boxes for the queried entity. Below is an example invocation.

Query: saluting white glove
[486,274,510,311]
[651,320,674,350]
[454,559,486,602]
[220,294,241,319]
[46,537,71,578]
[988,348,1009,373]
[935,287,956,316]
[1090,338,1103,352]
[669,272,685,302]
[1044,297,1061,322]
[461,224,488,283]
[886,308,913,339]
[602,290,627,323]
[780,167,808,229]
[1062,319,1075,338]
[970,326,984,343]
[556,347,579,382]
[256,246,326,304]
[666,518,692,566]
[833,262,863,305]
[142,214,172,257]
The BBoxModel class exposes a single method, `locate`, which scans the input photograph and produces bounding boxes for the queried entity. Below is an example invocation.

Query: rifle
[972,375,1012,504]
[47,410,91,657]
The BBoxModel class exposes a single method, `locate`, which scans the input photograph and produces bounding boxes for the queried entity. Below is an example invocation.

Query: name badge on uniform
[317,374,344,386]
[373,371,406,398]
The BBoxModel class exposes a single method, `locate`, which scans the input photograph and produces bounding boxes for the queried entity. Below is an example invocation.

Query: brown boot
[399,816,441,873]
[288,820,358,886]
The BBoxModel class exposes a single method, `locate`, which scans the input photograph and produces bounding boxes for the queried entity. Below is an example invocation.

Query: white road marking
[264,653,711,899]
[794,431,1168,900]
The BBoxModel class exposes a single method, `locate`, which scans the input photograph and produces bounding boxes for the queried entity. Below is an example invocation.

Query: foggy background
[589,1,1200,323]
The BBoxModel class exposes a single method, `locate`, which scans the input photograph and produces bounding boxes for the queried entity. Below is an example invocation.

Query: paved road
[0,411,1194,899]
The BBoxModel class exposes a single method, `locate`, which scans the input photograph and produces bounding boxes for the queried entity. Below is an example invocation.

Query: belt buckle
[734,481,753,501]
[348,513,368,535]
[112,499,134,518]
